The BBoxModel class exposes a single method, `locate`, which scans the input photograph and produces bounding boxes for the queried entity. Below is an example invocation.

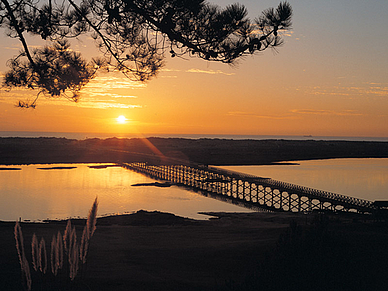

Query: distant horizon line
[1,131,387,142]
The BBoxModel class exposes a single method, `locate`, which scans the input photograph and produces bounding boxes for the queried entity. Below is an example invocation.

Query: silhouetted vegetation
[0,0,292,107]
[223,214,388,291]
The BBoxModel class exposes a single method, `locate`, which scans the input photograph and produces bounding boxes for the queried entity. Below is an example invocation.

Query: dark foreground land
[1,136,388,165]
[1,211,388,291]
[1,137,388,290]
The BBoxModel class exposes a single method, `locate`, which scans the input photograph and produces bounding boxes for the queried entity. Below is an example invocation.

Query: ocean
[1,131,387,141]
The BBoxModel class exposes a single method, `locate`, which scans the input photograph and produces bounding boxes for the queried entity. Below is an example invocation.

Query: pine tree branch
[1,0,35,66]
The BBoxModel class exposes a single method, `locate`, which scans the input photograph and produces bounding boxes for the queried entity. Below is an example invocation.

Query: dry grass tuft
[86,197,98,238]
[14,197,98,290]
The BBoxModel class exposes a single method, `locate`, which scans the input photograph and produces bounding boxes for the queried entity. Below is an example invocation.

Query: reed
[50,234,58,276]
[80,225,89,264]
[31,234,39,272]
[14,221,25,270]
[21,256,32,291]
[80,197,98,265]
[38,237,47,274]
[57,231,64,270]
[63,219,71,254]
[69,241,79,281]
[86,197,98,238]
[14,198,98,290]
[68,225,79,280]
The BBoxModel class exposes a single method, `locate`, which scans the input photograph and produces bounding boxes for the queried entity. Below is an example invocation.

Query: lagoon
[1,158,387,222]
[0,163,252,222]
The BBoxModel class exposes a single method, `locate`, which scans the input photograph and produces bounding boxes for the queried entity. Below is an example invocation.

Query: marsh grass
[14,198,98,291]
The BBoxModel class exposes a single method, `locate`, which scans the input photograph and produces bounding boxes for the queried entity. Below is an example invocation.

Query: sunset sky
[0,0,387,138]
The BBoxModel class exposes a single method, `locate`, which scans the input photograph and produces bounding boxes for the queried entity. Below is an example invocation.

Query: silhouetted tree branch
[0,0,292,107]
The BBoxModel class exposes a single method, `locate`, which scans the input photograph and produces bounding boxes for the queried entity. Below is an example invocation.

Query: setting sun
[116,115,127,124]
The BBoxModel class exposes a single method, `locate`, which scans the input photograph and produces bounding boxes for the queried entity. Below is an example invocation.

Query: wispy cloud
[186,69,235,76]
[1,45,22,51]
[293,32,305,41]
[228,109,364,119]
[0,74,143,109]
[291,109,363,116]
[75,102,141,109]
[228,111,297,120]
[76,74,145,109]
[1,43,44,51]
[305,82,388,99]
[84,75,146,90]
[0,87,35,105]
[84,92,137,99]
[160,68,179,72]
[33,97,142,109]
[160,68,235,76]
[281,30,294,37]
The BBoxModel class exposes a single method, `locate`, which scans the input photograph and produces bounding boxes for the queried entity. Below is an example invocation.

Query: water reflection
[0,164,253,221]
[220,158,388,201]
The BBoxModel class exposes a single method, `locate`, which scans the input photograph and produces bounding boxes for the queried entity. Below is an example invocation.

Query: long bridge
[120,162,378,214]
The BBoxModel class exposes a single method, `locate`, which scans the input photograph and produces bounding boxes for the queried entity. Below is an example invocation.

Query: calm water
[0,164,253,222]
[2,159,388,221]
[220,158,388,202]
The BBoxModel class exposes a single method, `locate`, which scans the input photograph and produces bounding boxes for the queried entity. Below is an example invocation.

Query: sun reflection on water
[0,164,253,221]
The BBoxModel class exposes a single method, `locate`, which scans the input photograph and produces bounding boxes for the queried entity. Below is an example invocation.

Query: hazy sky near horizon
[0,0,387,137]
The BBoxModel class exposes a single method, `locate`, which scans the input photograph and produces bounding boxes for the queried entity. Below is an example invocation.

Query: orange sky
[1,0,387,138]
